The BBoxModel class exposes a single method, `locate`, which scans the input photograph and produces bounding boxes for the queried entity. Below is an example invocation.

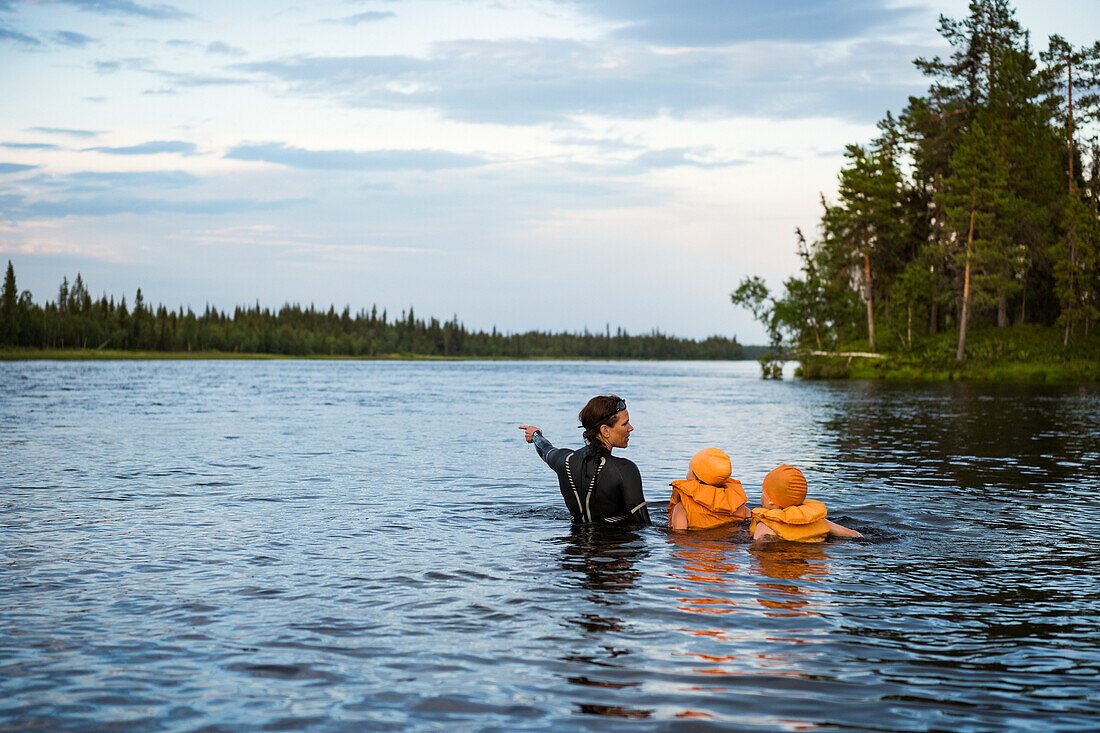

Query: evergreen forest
[732,0,1100,372]
[0,263,742,360]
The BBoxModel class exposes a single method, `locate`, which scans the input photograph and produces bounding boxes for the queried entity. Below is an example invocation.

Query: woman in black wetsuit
[518,395,651,525]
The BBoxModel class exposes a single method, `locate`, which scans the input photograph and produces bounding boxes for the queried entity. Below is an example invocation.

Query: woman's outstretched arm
[518,425,567,469]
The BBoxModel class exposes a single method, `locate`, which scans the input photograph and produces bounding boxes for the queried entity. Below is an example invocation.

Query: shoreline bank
[796,354,1099,383]
[790,325,1100,383]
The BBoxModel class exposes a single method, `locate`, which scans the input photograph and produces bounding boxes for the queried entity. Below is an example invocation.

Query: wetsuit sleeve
[620,461,651,524]
[532,431,569,472]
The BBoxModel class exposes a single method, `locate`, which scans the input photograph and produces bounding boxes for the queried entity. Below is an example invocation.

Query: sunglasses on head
[600,400,627,423]
[580,399,627,429]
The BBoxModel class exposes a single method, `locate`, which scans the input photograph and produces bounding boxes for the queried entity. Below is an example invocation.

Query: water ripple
[1,360,1098,730]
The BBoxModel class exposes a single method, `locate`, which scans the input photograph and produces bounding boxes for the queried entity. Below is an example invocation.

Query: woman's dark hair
[579,394,625,459]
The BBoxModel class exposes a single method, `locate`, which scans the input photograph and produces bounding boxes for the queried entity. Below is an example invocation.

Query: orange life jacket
[668,478,748,529]
[749,499,829,542]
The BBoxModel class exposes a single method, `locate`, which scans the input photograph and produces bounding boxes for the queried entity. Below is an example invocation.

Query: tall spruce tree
[900,96,964,336]
[1,261,16,345]
[821,138,906,350]
[945,114,1011,360]
[1041,36,1100,342]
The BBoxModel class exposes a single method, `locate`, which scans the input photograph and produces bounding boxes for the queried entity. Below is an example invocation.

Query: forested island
[0,263,743,360]
[732,0,1099,381]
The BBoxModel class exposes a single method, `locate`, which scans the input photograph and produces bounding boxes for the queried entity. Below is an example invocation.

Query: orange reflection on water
[675,710,713,719]
[666,533,761,687]
[663,530,838,699]
[684,628,730,641]
[748,542,831,618]
[687,652,736,663]
[667,532,747,618]
[673,648,814,678]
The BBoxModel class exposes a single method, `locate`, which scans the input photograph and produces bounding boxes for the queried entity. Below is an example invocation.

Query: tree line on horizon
[0,263,743,360]
[734,0,1100,361]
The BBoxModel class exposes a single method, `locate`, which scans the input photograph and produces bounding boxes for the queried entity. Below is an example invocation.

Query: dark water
[2,360,1099,731]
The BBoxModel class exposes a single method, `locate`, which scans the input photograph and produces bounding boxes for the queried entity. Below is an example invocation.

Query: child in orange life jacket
[750,465,862,542]
[669,448,750,530]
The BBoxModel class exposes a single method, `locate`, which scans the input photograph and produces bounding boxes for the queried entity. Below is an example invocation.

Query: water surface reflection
[2,360,1097,730]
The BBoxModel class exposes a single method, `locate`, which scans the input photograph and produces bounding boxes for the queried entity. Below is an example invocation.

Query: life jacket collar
[752,499,827,525]
[668,477,748,529]
[750,499,829,542]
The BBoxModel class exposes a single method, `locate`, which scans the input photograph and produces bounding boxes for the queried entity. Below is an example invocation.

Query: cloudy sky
[2,0,1097,342]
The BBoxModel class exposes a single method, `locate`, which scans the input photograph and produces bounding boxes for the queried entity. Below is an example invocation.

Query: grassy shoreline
[800,355,1100,382]
[794,325,1100,383]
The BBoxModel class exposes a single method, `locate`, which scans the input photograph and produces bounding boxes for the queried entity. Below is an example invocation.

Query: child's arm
[752,521,777,540]
[670,502,688,529]
[826,519,863,538]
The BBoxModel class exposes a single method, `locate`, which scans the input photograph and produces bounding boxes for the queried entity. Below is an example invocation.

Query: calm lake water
[2,360,1099,731]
